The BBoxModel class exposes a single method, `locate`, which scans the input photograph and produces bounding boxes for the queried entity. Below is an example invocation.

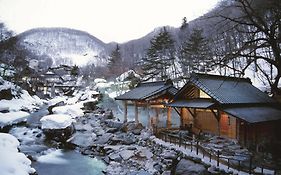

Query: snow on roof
[0,133,36,175]
[0,111,30,128]
[40,114,74,129]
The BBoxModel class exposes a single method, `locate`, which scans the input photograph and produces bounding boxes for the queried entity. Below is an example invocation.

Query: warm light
[199,90,211,98]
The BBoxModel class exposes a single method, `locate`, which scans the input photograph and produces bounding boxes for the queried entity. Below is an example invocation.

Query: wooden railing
[155,130,279,174]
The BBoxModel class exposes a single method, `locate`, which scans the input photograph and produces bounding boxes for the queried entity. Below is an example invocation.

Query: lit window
[199,90,211,98]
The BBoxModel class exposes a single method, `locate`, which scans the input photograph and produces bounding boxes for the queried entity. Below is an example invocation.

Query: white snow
[94,78,107,84]
[40,114,74,129]
[52,103,84,117]
[37,149,68,164]
[0,133,35,175]
[152,137,251,175]
[116,70,140,82]
[0,111,30,128]
[0,90,43,112]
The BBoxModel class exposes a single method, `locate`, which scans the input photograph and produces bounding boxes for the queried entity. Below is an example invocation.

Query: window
[199,90,211,98]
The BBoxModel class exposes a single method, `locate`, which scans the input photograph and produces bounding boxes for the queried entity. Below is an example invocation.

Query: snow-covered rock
[116,70,141,82]
[52,103,84,117]
[67,132,97,147]
[40,114,74,129]
[0,133,36,175]
[0,111,30,128]
[0,77,43,113]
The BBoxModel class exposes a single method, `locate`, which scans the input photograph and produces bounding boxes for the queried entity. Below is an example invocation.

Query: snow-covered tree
[108,44,123,76]
[180,28,212,74]
[141,27,176,81]
[211,0,281,95]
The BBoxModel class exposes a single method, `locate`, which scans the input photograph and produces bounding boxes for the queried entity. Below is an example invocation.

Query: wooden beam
[167,107,172,128]
[146,102,151,128]
[211,109,221,136]
[134,101,139,123]
[187,108,196,118]
[123,100,128,123]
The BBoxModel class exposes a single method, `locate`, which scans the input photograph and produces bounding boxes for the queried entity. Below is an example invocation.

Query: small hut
[115,79,178,127]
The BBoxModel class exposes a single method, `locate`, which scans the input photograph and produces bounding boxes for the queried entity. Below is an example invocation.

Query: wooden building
[115,79,178,127]
[168,73,281,148]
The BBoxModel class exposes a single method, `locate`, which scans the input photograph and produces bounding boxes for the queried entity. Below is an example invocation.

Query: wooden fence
[155,130,278,174]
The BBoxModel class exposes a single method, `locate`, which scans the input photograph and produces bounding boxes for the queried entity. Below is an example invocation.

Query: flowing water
[32,149,106,175]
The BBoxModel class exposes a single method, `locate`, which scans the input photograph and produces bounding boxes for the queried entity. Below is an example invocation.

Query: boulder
[105,120,123,129]
[43,124,75,142]
[119,150,135,160]
[175,158,207,175]
[95,133,113,145]
[0,88,13,100]
[67,132,97,147]
[121,121,144,134]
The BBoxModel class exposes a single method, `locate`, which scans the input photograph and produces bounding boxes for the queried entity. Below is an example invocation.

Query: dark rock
[48,101,65,114]
[105,120,123,129]
[43,124,75,142]
[175,158,207,175]
[0,88,13,100]
[121,122,144,133]
[106,128,118,133]
[103,156,110,164]
[95,133,113,145]
[83,101,98,111]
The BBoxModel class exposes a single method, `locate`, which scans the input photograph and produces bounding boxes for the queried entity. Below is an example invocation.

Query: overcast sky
[0,0,219,43]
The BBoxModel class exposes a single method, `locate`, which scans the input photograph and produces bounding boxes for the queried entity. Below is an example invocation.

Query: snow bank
[0,111,30,128]
[40,114,74,129]
[0,77,44,112]
[0,133,35,175]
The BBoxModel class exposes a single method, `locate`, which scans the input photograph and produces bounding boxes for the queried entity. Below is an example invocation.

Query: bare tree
[211,0,281,95]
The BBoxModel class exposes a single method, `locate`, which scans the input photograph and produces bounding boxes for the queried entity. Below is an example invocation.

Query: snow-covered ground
[0,77,44,128]
[0,133,36,175]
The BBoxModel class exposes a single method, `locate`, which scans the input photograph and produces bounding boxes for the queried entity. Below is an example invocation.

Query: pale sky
[0,0,219,43]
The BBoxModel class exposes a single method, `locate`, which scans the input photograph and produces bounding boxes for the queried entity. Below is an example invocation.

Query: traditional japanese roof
[171,73,281,123]
[115,79,177,101]
[168,99,214,109]
[223,106,281,123]
[176,73,275,104]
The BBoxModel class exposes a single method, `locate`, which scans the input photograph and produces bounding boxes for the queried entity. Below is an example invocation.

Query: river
[32,149,106,175]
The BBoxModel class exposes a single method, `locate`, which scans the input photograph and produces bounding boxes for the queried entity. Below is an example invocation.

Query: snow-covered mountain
[16,28,110,66]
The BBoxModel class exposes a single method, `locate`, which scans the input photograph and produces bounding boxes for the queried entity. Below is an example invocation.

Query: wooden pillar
[146,102,150,128]
[212,110,221,136]
[134,101,139,123]
[155,108,159,124]
[180,108,184,129]
[123,101,128,123]
[167,107,172,128]
[217,112,221,136]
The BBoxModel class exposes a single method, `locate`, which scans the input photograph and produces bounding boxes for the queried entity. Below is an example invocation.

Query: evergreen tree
[180,28,212,74]
[141,27,175,81]
[70,65,79,77]
[108,44,122,75]
[180,17,188,30]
